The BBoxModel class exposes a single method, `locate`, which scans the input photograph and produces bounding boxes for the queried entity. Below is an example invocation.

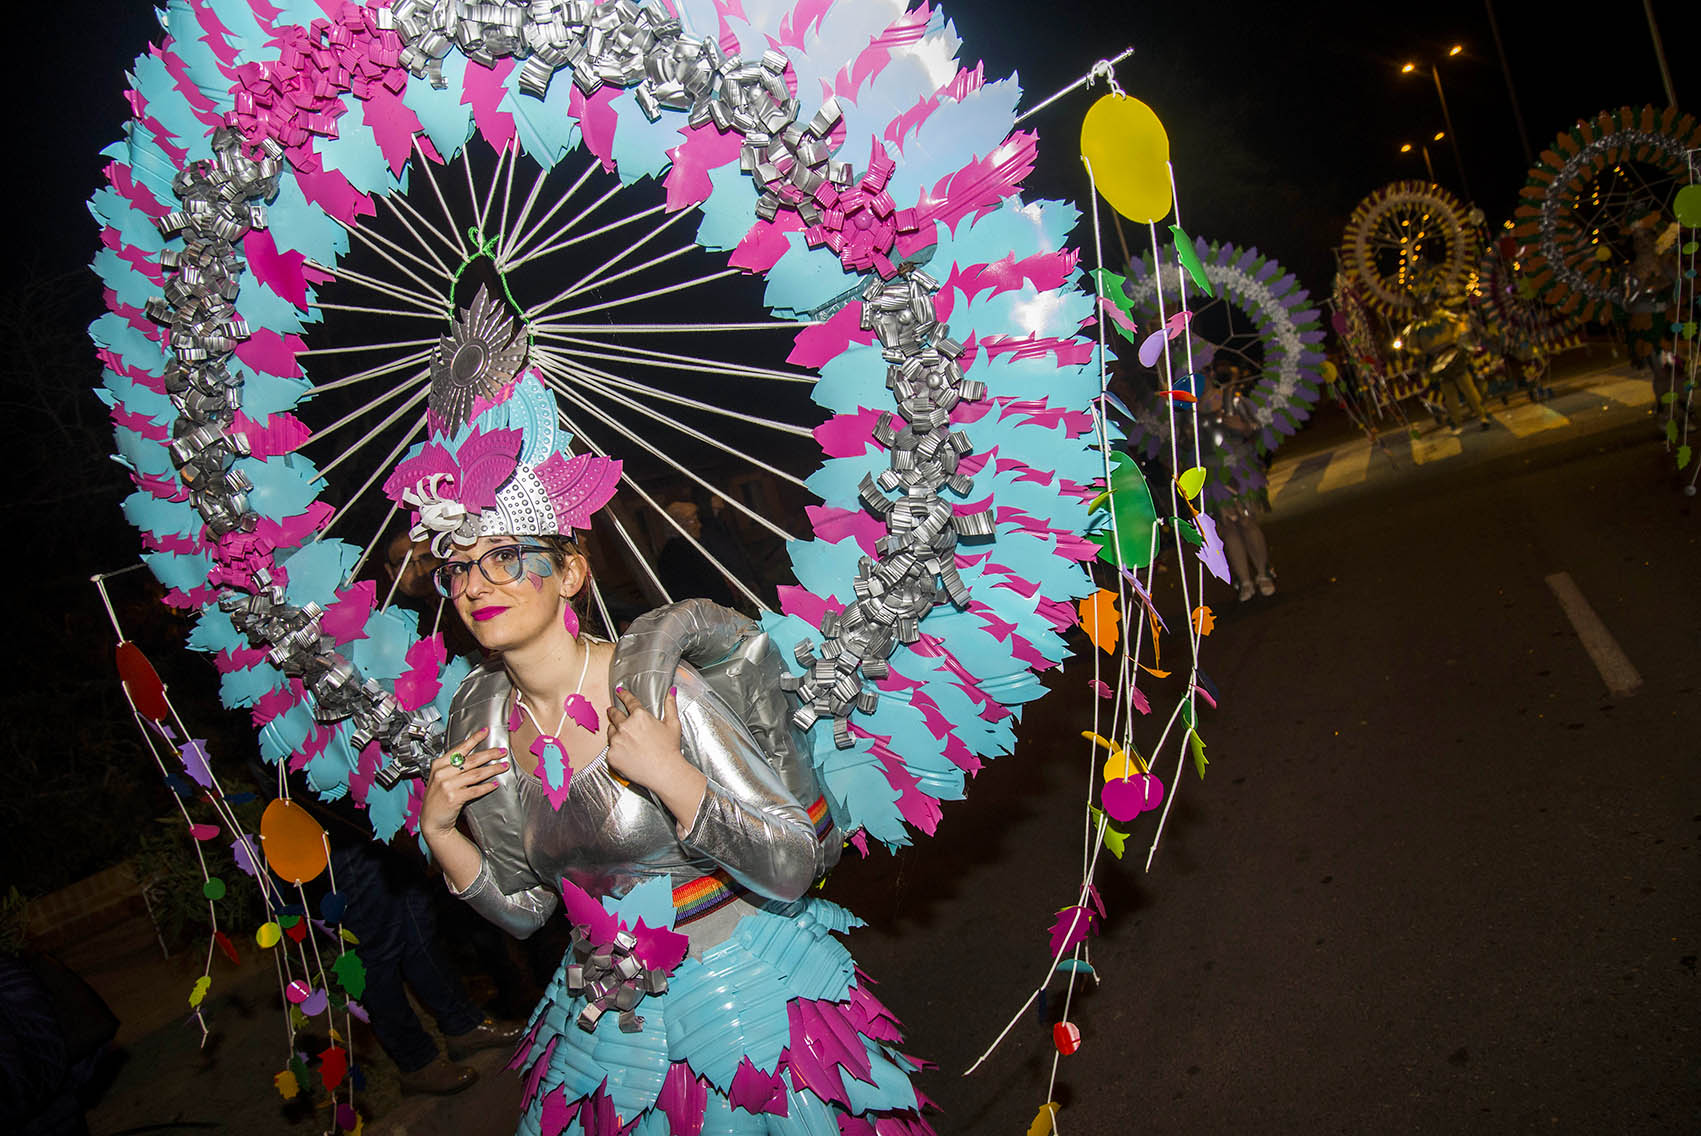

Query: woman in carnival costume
[384,285,930,1135]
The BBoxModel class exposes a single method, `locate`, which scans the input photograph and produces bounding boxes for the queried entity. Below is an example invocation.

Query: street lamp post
[1399,134,1446,185]
[1402,46,1473,202]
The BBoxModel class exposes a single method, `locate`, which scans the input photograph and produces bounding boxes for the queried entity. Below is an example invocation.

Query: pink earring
[562,603,580,638]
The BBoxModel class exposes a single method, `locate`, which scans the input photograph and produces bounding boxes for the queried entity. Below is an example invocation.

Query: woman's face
[443,534,585,652]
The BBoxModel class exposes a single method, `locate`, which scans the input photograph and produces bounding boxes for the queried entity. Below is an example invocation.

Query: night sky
[24,1,1697,297]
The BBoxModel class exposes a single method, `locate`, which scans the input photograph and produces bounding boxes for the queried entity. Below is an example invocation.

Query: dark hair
[534,532,594,634]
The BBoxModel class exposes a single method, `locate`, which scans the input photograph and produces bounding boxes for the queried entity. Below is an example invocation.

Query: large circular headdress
[1339,179,1479,318]
[1509,105,1701,321]
[90,0,1107,1125]
[1113,238,1325,499]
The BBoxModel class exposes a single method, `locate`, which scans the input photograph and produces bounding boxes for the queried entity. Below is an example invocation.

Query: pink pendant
[562,693,600,733]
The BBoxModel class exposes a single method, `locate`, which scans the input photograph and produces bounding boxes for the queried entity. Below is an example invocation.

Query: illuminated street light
[1400,48,1472,201]
[1398,139,1438,184]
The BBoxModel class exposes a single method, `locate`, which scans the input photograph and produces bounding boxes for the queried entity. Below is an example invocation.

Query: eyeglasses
[432,544,554,598]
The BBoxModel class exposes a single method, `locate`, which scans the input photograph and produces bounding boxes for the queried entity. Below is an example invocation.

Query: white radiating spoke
[301,368,431,449]
[306,348,435,396]
[496,156,552,269]
[543,404,672,604]
[306,257,445,316]
[509,189,659,272]
[385,181,466,272]
[297,336,439,359]
[470,139,510,243]
[551,403,769,612]
[530,344,812,438]
[495,141,520,256]
[528,205,701,320]
[342,498,400,590]
[532,319,813,334]
[544,268,745,321]
[309,300,447,321]
[500,161,600,269]
[536,333,818,385]
[315,384,431,481]
[532,354,805,538]
[330,212,453,293]
[414,135,470,260]
[316,411,430,544]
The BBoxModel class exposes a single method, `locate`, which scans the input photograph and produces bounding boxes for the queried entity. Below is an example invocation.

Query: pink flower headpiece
[382,335,619,554]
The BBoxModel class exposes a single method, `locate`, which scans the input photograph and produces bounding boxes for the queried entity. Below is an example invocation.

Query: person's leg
[1243,513,1271,578]
[331,843,443,1074]
[382,857,485,1039]
[1217,510,1253,600]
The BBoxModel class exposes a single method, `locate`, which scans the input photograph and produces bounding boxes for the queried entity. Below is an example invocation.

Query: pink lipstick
[471,606,508,622]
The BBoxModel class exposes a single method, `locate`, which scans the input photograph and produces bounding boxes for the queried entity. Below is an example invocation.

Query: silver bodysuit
[443,601,838,942]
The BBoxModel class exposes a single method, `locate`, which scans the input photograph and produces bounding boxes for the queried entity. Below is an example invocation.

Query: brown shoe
[398,1055,478,1095]
[445,1016,525,1060]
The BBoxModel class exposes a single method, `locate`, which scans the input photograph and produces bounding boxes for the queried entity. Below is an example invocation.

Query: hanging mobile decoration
[964,57,1233,1134]
[93,569,367,1130]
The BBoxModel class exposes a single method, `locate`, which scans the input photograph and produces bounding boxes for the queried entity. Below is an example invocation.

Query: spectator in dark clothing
[655,499,746,611]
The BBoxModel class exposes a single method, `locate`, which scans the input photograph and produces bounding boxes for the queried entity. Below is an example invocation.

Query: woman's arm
[420,731,560,938]
[606,675,819,902]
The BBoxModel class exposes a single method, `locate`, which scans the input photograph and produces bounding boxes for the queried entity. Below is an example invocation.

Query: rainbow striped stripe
[671,795,833,925]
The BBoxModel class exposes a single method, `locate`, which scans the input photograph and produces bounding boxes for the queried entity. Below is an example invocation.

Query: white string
[297,368,430,450]
[514,649,590,741]
[304,347,435,396]
[306,255,446,315]
[341,498,401,588]
[540,242,700,321]
[313,409,429,529]
[375,185,462,278]
[549,403,770,613]
[532,351,811,506]
[307,299,446,322]
[528,205,701,319]
[1011,46,1135,126]
[530,343,814,438]
[414,134,471,259]
[535,333,819,384]
[496,138,519,258]
[507,185,653,271]
[544,406,675,605]
[326,213,453,297]
[543,268,747,322]
[496,153,553,268]
[386,167,469,269]
[297,336,439,359]
[380,545,410,611]
[531,319,813,335]
[501,161,604,269]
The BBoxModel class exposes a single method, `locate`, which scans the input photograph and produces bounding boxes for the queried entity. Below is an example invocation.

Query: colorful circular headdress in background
[1111,238,1325,500]
[1510,105,1701,322]
[1339,179,1479,318]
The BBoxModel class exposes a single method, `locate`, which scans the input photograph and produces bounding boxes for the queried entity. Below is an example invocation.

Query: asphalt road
[82,395,1697,1136]
[828,411,1699,1134]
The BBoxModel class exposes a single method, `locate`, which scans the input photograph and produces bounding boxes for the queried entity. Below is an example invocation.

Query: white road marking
[1545,571,1643,696]
[1317,437,1374,493]
[1265,457,1301,503]
[1490,401,1570,438]
[1408,430,1462,465]
[1589,377,1656,408]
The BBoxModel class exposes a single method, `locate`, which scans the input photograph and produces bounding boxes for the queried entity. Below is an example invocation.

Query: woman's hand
[605,687,684,786]
[606,687,707,832]
[420,727,508,838]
